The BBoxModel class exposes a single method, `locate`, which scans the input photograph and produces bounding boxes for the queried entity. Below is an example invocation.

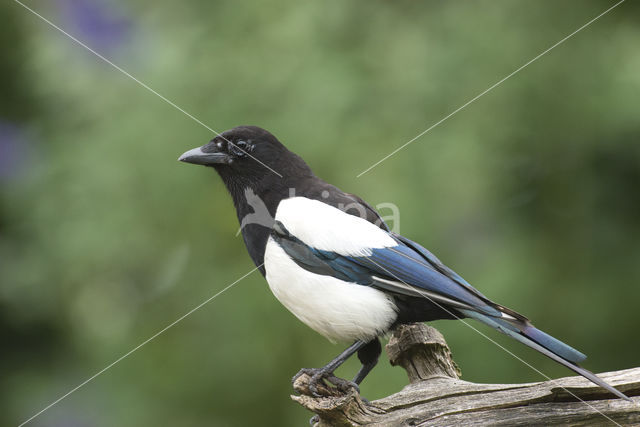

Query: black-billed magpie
[179,125,629,401]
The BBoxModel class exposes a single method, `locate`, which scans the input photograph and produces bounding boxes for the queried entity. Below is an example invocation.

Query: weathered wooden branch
[292,324,640,426]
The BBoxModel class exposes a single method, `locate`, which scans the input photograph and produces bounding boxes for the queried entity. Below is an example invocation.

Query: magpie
[179,125,630,401]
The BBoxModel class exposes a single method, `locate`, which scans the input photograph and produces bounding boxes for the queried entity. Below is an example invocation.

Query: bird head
[178,125,313,197]
[179,125,285,169]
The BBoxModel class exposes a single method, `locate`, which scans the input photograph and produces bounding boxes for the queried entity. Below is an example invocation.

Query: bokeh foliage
[1,1,639,426]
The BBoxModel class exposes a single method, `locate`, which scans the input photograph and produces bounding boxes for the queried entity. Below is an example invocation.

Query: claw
[292,367,315,385]
[294,367,361,397]
[309,369,327,397]
[325,374,360,394]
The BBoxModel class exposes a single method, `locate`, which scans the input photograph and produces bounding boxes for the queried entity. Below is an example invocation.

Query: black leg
[293,340,366,397]
[353,338,381,385]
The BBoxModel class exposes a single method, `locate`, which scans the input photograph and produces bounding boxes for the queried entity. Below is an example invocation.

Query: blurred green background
[1,0,639,425]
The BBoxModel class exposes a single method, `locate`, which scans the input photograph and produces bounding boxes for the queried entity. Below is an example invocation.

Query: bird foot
[292,367,360,398]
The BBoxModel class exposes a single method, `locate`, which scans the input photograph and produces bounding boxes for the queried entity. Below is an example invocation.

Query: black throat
[214,159,314,275]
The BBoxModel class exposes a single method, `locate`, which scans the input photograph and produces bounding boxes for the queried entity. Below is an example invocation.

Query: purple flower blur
[58,0,131,54]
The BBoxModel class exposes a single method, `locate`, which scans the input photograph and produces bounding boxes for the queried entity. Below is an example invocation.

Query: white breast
[264,237,398,343]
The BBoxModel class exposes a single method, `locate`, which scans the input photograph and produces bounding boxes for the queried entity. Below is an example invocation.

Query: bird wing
[271,197,532,321]
[270,216,502,319]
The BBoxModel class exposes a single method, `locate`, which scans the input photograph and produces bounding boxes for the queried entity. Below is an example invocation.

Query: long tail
[458,308,631,402]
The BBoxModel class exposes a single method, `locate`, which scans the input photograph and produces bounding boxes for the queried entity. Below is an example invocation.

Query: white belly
[264,237,398,343]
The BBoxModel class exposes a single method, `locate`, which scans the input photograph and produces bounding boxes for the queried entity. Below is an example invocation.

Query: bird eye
[229,140,250,157]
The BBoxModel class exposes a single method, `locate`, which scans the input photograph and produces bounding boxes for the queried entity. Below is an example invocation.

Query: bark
[292,323,640,426]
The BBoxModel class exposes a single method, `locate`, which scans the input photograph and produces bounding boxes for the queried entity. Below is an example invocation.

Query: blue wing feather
[345,245,502,317]
[391,233,493,302]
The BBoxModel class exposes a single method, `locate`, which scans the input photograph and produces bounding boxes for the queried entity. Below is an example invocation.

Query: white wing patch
[274,197,396,256]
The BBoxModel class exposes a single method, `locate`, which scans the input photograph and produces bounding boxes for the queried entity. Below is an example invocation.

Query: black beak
[178,143,231,166]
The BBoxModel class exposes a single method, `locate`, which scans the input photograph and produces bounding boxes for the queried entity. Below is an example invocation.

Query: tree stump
[291,323,640,426]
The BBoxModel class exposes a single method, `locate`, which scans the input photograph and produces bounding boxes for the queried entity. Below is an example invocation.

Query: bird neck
[217,170,316,274]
